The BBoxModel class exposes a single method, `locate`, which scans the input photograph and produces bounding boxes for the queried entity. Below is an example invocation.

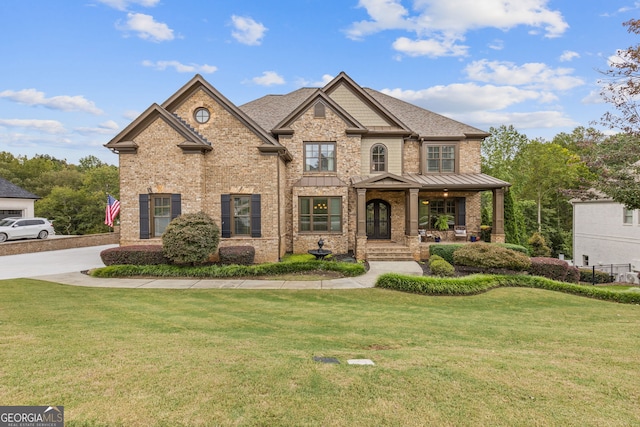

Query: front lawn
[1,279,639,426]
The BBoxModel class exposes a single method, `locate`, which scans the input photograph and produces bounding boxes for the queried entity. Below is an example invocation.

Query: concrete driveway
[0,244,117,280]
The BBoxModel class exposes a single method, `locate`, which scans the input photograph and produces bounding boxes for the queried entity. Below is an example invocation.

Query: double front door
[366,199,390,239]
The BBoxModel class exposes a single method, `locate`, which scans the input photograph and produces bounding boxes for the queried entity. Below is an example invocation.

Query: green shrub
[529,232,552,257]
[162,212,220,265]
[100,245,168,266]
[375,273,640,304]
[429,244,464,264]
[529,257,569,281]
[219,246,255,265]
[429,258,455,277]
[566,266,580,284]
[453,242,531,271]
[91,259,366,279]
[579,268,615,284]
[496,243,530,256]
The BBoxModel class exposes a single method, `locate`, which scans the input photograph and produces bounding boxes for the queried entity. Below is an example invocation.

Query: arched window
[371,144,387,172]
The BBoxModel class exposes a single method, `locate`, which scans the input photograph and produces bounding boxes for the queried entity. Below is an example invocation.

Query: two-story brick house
[105,72,509,263]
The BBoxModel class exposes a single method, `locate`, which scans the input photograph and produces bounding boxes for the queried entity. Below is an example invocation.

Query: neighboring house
[105,72,510,262]
[0,177,40,219]
[572,197,640,275]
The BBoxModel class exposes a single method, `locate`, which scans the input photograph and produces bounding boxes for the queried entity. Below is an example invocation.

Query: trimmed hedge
[428,244,464,264]
[219,246,255,265]
[100,245,169,266]
[428,255,455,277]
[91,259,366,279]
[496,243,530,256]
[453,243,531,271]
[376,273,640,304]
[579,268,615,284]
[529,257,570,282]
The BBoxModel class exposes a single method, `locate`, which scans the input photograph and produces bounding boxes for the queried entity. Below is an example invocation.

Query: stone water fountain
[308,238,332,260]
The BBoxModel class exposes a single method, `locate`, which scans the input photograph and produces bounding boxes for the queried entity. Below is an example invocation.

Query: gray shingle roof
[239,84,487,139]
[239,88,316,132]
[0,177,40,199]
[363,88,488,138]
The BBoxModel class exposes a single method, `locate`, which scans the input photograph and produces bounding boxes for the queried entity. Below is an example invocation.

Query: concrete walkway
[32,261,424,290]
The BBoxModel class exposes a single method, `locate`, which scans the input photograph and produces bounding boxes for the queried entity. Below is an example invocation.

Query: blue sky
[0,0,637,165]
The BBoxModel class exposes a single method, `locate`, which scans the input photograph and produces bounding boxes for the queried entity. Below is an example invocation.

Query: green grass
[1,279,639,426]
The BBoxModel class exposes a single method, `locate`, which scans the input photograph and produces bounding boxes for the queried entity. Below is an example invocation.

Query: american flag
[105,194,120,227]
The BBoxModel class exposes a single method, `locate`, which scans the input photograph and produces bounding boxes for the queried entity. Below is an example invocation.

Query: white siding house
[0,177,39,219]
[572,198,640,279]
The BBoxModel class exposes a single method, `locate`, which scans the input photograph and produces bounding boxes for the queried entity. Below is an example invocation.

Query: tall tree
[481,125,529,182]
[511,141,583,232]
[590,18,640,208]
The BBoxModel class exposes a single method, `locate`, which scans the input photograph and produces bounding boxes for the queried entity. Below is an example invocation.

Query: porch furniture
[454,226,467,241]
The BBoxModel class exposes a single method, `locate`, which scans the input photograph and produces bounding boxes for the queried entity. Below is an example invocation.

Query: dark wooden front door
[366,199,391,239]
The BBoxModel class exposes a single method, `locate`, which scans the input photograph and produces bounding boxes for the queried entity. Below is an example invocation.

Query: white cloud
[252,71,285,86]
[559,50,580,62]
[119,12,174,42]
[295,74,335,87]
[464,59,585,91]
[462,110,578,129]
[582,89,605,105]
[0,119,67,134]
[346,0,410,40]
[75,120,120,135]
[231,15,267,46]
[382,83,548,113]
[488,39,504,50]
[0,89,103,114]
[97,0,159,11]
[392,36,468,57]
[346,0,568,58]
[123,110,140,120]
[142,60,218,73]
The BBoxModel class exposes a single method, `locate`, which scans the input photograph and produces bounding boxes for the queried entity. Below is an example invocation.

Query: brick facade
[106,73,508,263]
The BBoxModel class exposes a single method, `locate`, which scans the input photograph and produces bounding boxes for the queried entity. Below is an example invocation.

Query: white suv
[0,217,55,243]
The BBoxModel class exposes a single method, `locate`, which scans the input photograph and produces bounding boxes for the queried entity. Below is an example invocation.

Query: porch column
[357,188,367,236]
[492,187,505,242]
[408,188,419,236]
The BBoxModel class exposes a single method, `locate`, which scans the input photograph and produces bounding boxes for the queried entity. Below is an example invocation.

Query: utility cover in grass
[313,356,340,364]
[347,359,375,365]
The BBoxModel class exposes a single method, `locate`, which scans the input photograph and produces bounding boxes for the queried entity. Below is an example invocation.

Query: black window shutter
[139,194,149,239]
[251,194,261,237]
[221,194,231,238]
[456,197,466,226]
[171,194,181,219]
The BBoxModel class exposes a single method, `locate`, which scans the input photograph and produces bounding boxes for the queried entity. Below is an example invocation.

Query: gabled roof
[162,74,287,151]
[0,177,40,199]
[272,90,367,135]
[106,74,291,159]
[322,72,411,134]
[352,172,422,189]
[240,71,488,140]
[104,103,212,153]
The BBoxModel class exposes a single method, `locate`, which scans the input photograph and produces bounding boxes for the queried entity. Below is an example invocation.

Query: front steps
[366,241,414,261]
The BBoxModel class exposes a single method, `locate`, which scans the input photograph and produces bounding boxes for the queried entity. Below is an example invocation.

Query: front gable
[352,172,421,189]
[323,72,411,135]
[104,104,212,154]
[271,90,366,136]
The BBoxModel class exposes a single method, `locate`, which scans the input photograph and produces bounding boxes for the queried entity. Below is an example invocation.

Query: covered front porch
[351,173,510,260]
